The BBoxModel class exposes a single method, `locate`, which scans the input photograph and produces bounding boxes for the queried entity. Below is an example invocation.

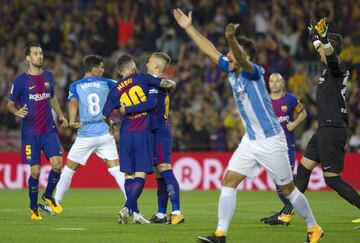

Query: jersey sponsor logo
[149,88,158,94]
[80,82,100,90]
[29,85,36,90]
[29,92,51,101]
[278,115,289,123]
[117,78,133,91]
[82,119,104,125]
[281,105,287,112]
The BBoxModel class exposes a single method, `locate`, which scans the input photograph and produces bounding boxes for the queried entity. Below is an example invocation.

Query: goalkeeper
[261,17,360,227]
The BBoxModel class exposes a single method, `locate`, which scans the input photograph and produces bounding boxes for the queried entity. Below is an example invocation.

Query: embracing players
[102,54,176,224]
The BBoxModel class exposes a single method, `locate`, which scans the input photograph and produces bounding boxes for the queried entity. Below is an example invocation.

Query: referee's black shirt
[316,52,349,128]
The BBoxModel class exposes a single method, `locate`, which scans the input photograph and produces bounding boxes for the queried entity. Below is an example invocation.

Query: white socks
[107,166,126,199]
[286,188,317,227]
[216,186,237,233]
[54,165,75,203]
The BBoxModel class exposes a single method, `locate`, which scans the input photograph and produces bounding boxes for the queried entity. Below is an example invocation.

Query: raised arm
[173,9,221,64]
[225,23,253,73]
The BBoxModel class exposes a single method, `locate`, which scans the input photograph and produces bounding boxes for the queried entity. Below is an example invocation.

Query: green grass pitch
[0,189,358,243]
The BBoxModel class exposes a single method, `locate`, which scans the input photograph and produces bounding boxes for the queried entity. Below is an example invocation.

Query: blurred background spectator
[0,0,358,152]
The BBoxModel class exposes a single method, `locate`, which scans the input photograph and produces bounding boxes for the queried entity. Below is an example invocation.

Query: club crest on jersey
[281,105,287,112]
[44,82,50,89]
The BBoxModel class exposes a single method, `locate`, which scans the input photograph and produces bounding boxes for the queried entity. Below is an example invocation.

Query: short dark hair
[151,52,171,70]
[82,55,104,72]
[328,33,343,55]
[117,54,134,73]
[236,36,257,60]
[25,42,42,56]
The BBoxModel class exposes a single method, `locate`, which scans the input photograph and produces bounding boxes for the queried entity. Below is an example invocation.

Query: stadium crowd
[0,0,360,152]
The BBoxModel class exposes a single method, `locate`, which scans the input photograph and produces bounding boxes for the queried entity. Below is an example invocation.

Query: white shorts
[67,133,118,165]
[227,131,293,185]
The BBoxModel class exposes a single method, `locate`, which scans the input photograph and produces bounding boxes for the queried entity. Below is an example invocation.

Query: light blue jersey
[68,77,116,137]
[218,55,282,140]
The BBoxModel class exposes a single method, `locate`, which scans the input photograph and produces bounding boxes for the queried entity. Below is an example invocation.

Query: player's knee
[156,163,171,173]
[279,182,295,197]
[222,171,244,188]
[30,167,41,178]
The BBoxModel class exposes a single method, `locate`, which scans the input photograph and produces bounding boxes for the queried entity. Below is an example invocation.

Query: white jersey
[68,77,116,137]
[218,55,282,140]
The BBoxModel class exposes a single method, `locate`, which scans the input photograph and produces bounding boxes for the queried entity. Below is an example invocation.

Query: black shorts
[304,127,347,173]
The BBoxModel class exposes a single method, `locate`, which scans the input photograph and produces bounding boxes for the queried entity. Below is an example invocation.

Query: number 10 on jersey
[120,85,147,106]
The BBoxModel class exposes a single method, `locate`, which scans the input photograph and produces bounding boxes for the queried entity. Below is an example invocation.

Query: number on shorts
[25,145,31,156]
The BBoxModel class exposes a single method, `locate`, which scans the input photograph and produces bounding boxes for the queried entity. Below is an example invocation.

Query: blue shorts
[153,126,172,166]
[288,145,295,171]
[22,131,62,165]
[119,130,153,173]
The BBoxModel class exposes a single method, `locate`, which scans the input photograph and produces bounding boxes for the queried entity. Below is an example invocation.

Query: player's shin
[124,177,145,213]
[156,177,168,217]
[286,187,316,227]
[216,187,237,236]
[108,166,126,199]
[54,166,75,203]
[294,164,312,193]
[43,169,61,199]
[28,176,39,209]
[160,170,180,214]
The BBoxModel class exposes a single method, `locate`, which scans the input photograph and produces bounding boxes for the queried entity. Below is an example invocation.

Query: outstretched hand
[315,17,329,38]
[225,23,239,40]
[173,8,192,29]
[308,17,319,43]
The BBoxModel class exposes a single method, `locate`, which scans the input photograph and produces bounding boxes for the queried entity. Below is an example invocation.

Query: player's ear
[26,55,30,62]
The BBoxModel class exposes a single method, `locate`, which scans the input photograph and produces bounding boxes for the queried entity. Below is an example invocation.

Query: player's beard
[32,60,43,69]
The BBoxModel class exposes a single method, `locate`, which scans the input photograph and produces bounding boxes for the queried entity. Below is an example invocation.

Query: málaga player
[102,54,176,224]
[7,43,68,220]
[173,9,323,243]
[52,55,126,208]
[119,52,183,224]
[260,72,307,225]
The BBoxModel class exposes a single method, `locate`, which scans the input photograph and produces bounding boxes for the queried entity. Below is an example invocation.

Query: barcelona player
[102,54,175,224]
[119,52,183,224]
[260,72,307,225]
[7,43,68,220]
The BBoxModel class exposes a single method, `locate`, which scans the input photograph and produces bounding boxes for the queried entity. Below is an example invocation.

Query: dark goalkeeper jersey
[316,53,349,128]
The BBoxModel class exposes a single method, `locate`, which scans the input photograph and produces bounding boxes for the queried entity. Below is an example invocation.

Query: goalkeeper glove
[308,18,321,49]
[315,17,329,44]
